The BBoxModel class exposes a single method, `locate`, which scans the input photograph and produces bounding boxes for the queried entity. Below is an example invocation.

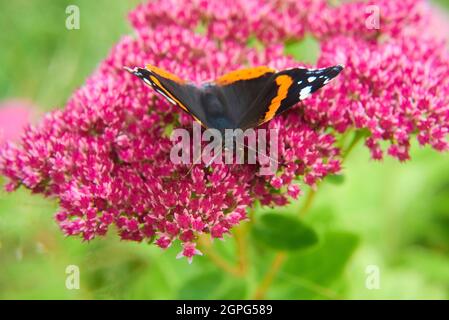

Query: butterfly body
[125,64,343,134]
[199,89,235,133]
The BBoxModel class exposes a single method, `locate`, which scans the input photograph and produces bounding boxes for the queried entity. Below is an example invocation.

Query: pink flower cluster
[1,0,449,261]
[313,34,449,160]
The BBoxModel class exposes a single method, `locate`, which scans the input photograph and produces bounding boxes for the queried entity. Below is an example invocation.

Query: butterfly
[124,64,343,134]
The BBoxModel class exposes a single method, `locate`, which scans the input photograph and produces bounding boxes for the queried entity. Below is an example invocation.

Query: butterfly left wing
[125,65,207,126]
[236,65,344,130]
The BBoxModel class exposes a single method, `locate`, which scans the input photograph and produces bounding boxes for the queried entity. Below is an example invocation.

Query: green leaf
[284,34,320,65]
[163,123,174,138]
[194,21,206,35]
[252,213,319,251]
[216,282,247,300]
[401,247,449,285]
[177,271,224,299]
[284,231,359,281]
[247,35,264,51]
[177,269,247,299]
[127,262,174,299]
[275,231,359,299]
[326,174,345,185]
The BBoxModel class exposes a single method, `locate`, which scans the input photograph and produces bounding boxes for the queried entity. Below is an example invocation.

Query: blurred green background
[0,0,449,300]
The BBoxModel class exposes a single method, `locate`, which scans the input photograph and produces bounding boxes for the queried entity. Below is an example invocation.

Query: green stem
[253,130,364,299]
[253,252,287,300]
[200,208,254,277]
[342,131,364,163]
[234,223,249,275]
[198,235,244,277]
[298,188,316,217]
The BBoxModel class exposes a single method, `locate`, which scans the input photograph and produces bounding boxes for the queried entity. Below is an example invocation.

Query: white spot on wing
[308,76,316,82]
[323,78,330,85]
[155,89,176,105]
[143,78,153,86]
[299,86,312,100]
[307,68,325,74]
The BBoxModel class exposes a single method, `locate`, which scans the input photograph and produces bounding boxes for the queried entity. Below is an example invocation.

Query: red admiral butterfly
[125,64,343,133]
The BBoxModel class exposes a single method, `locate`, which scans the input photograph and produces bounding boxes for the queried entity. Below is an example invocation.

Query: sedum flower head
[1,0,449,261]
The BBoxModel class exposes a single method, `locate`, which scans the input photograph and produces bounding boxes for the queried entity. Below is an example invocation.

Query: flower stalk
[253,131,363,299]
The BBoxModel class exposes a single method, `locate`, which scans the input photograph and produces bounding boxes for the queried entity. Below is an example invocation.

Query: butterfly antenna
[239,142,281,166]
[183,149,224,178]
[123,66,139,74]
[205,149,223,167]
[183,142,279,178]
[184,163,195,178]
[183,151,202,178]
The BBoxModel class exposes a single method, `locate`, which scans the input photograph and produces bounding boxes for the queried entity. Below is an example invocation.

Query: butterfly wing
[201,66,276,129]
[127,64,344,131]
[237,65,344,130]
[125,65,208,126]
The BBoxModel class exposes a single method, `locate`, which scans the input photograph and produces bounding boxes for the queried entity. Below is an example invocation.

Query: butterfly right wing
[237,65,344,130]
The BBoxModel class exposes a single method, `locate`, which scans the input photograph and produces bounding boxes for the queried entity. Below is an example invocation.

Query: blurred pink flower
[312,34,449,160]
[0,99,35,146]
[1,0,449,260]
[426,3,449,41]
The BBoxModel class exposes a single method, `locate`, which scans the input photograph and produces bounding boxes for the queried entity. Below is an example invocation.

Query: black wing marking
[125,66,207,127]
[126,64,344,132]
[202,67,277,129]
[237,65,344,130]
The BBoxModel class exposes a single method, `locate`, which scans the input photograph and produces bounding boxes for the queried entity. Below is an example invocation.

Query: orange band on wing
[149,75,188,111]
[263,75,293,122]
[146,65,185,83]
[216,66,275,85]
